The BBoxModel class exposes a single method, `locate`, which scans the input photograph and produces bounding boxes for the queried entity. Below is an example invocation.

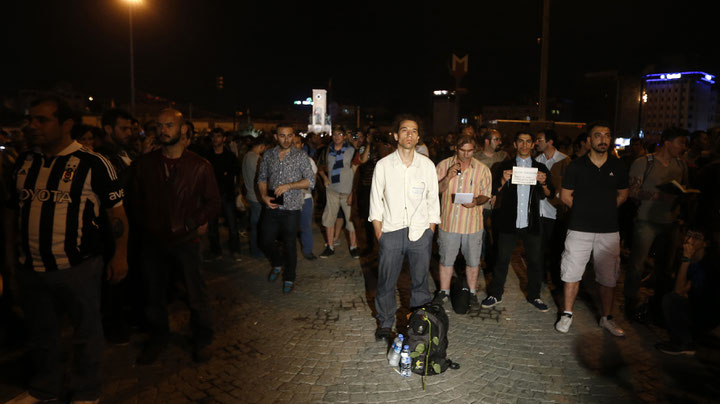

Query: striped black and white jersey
[7,141,124,272]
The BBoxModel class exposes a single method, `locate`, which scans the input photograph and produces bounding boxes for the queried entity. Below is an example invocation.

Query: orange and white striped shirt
[436,157,492,234]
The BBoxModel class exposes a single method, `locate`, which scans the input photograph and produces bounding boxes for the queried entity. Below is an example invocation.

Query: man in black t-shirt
[555,121,629,336]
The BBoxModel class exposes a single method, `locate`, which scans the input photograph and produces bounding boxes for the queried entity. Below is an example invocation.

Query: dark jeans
[357,184,374,251]
[209,198,240,255]
[17,256,104,401]
[539,217,565,290]
[141,240,213,346]
[626,220,678,307]
[260,208,301,282]
[488,229,543,301]
[248,200,264,257]
[662,292,720,348]
[299,198,314,256]
[375,228,433,329]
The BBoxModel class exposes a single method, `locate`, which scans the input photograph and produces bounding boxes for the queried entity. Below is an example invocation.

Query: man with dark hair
[206,128,242,261]
[5,96,128,404]
[556,121,629,336]
[242,136,268,258]
[434,136,492,306]
[129,108,221,364]
[318,126,358,258]
[258,125,315,294]
[656,227,720,355]
[535,129,570,291]
[96,108,137,346]
[625,127,688,320]
[571,132,590,160]
[369,115,440,341]
[474,128,508,268]
[481,132,553,312]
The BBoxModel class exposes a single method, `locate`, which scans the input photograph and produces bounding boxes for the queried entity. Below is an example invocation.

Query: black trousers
[141,240,213,346]
[487,229,543,301]
[260,208,301,282]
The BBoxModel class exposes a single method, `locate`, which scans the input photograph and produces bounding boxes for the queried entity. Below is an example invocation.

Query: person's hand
[347,193,353,205]
[489,195,496,207]
[462,195,477,208]
[262,195,278,209]
[502,169,512,183]
[537,171,547,185]
[446,162,461,178]
[323,177,330,186]
[106,253,128,284]
[375,229,382,241]
[275,184,291,196]
[682,240,696,260]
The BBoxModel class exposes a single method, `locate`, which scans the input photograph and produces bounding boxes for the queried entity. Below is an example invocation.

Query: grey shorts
[437,229,483,267]
[560,230,620,287]
[322,187,355,231]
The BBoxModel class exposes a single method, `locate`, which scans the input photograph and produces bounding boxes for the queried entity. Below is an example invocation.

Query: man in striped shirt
[5,96,128,404]
[434,136,492,306]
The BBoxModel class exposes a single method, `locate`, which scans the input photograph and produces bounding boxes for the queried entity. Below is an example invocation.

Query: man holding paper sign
[433,136,492,306]
[481,132,553,312]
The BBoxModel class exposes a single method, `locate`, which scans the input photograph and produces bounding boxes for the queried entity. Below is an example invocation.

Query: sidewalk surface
[1,225,719,403]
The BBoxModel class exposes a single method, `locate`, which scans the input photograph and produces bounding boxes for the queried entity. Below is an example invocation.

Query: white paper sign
[511,166,538,185]
[453,193,474,204]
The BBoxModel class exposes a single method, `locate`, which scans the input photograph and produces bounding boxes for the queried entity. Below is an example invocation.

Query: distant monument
[308,89,331,134]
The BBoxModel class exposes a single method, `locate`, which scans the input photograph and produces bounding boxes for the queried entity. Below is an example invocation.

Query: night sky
[4,0,719,115]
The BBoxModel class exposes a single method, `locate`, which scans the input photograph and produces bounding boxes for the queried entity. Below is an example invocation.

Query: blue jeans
[248,200,264,257]
[299,197,314,256]
[18,256,104,401]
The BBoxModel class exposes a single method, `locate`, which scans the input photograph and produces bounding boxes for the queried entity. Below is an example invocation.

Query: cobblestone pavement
[1,226,719,403]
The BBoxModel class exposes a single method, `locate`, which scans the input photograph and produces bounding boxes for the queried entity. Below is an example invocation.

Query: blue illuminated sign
[644,71,715,84]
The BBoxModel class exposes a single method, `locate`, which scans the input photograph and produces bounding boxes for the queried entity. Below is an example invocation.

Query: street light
[123,0,142,115]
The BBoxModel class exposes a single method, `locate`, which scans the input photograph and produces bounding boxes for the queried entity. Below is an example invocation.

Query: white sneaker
[599,316,625,337]
[555,313,573,333]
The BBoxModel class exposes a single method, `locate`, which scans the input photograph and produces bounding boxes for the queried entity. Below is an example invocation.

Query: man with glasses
[433,136,492,306]
[555,121,629,336]
[481,132,553,312]
[318,127,358,258]
[474,129,508,269]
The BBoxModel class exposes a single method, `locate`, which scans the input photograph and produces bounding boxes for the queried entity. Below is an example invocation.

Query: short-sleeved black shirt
[562,154,628,233]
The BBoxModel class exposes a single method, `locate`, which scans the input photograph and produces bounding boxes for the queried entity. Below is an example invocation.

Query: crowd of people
[1,96,720,403]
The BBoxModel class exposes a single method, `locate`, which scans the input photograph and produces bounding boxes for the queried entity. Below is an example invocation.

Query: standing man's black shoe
[374,327,392,342]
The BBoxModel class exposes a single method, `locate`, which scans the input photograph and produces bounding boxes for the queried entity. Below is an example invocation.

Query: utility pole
[538,0,550,121]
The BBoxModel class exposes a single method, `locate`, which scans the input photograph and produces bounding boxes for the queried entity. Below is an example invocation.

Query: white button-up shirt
[369,150,441,241]
[535,149,567,220]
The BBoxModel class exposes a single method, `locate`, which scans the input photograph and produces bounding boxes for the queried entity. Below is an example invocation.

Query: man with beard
[481,132,553,312]
[433,136,492,306]
[96,108,137,345]
[555,121,629,336]
[474,129,508,269]
[369,115,440,341]
[206,128,242,261]
[257,124,314,294]
[5,96,128,404]
[129,108,221,364]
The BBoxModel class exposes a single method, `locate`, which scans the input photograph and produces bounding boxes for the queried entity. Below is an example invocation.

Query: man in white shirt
[369,115,441,341]
[534,129,570,292]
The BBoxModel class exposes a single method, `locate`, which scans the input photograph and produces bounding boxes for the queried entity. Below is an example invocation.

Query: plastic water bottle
[386,334,404,362]
[400,345,412,377]
[388,341,402,367]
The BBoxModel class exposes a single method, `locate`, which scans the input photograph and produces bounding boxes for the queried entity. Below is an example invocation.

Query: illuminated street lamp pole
[125,0,141,115]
